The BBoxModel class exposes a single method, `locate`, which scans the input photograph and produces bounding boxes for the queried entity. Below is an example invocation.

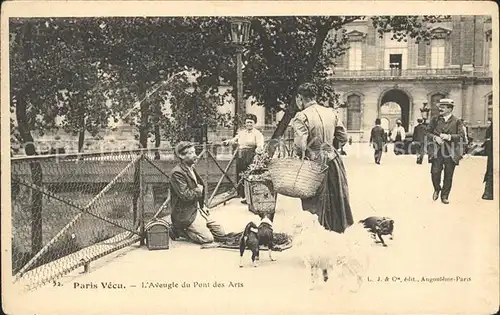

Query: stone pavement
[9,152,499,315]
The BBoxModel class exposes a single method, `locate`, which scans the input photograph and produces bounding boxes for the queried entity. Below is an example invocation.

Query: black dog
[239,216,275,267]
[359,216,394,247]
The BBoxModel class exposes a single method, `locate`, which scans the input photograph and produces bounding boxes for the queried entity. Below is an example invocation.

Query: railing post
[30,161,43,255]
[139,154,145,246]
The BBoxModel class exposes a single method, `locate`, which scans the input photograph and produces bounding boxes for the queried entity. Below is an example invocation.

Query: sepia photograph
[1,1,499,314]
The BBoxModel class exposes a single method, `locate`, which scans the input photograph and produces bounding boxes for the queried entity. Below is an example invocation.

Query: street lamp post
[229,17,251,197]
[420,101,430,123]
[229,17,251,136]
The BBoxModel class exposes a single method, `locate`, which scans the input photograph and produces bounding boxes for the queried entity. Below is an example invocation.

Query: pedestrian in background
[413,118,427,164]
[482,121,493,200]
[370,118,387,165]
[426,99,466,204]
[391,119,406,155]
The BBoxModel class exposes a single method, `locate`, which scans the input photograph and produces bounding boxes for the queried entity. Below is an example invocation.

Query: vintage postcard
[1,1,499,314]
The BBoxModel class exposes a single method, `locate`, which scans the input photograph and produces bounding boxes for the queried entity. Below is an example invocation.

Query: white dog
[287,210,372,291]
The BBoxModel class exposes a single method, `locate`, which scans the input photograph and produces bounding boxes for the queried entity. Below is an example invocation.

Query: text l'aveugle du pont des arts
[66,281,244,290]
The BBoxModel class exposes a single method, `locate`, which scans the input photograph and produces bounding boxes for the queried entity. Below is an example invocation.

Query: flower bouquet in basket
[240,151,276,215]
[240,151,272,182]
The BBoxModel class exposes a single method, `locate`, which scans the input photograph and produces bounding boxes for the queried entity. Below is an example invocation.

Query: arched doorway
[380,102,401,133]
[380,117,390,134]
[379,89,411,131]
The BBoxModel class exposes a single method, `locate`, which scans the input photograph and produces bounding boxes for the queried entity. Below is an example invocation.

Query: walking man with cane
[426,99,466,204]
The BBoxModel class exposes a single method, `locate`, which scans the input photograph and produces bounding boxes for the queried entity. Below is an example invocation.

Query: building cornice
[346,30,367,42]
[429,26,452,39]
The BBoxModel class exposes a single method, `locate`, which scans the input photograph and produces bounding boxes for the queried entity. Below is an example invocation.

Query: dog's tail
[243,221,259,236]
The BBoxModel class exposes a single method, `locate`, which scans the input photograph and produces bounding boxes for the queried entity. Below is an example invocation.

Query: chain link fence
[11,145,239,292]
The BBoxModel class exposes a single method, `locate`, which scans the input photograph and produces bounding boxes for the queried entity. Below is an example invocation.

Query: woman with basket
[289,83,354,233]
[223,114,265,204]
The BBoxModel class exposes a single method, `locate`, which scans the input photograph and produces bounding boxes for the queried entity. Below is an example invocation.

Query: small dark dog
[239,215,275,267]
[359,216,394,247]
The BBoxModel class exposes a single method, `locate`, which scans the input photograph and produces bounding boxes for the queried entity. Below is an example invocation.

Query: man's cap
[175,141,194,157]
[396,119,402,124]
[438,98,455,107]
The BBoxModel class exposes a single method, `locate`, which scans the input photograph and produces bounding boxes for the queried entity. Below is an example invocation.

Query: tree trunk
[78,130,85,153]
[269,19,335,156]
[154,124,161,160]
[139,104,149,150]
[16,92,43,255]
[152,103,161,160]
[133,82,148,231]
[78,104,85,153]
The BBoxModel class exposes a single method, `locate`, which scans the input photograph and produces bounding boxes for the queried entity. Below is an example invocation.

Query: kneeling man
[170,141,226,244]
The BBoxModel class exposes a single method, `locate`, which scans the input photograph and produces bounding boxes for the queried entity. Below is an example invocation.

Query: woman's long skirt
[301,153,354,233]
[237,148,256,198]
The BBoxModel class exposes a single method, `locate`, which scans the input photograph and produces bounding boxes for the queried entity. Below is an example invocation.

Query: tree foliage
[9,15,449,154]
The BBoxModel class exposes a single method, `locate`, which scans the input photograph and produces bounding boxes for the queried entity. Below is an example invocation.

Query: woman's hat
[245,114,257,123]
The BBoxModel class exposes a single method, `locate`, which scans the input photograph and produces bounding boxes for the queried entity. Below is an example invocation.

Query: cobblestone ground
[10,151,499,315]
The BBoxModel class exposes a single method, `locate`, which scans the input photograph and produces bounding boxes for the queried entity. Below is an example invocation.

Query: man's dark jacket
[413,123,426,144]
[425,114,465,165]
[169,163,206,229]
[370,125,387,150]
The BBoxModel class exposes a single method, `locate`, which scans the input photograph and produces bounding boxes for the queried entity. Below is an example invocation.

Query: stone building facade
[231,16,493,142]
[329,15,493,141]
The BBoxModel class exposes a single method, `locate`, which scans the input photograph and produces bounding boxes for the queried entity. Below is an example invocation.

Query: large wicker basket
[268,158,328,199]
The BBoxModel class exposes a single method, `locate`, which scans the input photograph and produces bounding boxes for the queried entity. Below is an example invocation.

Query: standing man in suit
[413,118,427,164]
[370,118,387,164]
[169,141,226,244]
[426,99,466,204]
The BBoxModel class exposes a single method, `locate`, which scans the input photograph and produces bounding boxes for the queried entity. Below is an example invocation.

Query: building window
[431,39,445,69]
[348,41,362,70]
[430,93,446,119]
[384,32,408,70]
[487,94,493,121]
[346,94,362,130]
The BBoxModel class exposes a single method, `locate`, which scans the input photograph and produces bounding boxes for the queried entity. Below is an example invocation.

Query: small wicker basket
[268,158,328,199]
[144,219,171,250]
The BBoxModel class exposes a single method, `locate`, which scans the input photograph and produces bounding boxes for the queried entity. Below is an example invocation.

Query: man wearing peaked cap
[425,98,466,204]
[169,141,226,244]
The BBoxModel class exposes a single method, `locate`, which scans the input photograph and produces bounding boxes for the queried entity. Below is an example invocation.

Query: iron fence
[10,145,242,292]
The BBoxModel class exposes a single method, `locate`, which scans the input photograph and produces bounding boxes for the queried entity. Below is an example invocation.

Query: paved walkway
[8,153,499,315]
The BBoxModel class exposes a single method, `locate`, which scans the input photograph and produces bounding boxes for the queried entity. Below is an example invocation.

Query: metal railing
[10,145,242,291]
[332,67,492,79]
